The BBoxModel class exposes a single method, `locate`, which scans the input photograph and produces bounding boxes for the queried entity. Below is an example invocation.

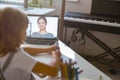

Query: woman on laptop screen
[31,16,54,38]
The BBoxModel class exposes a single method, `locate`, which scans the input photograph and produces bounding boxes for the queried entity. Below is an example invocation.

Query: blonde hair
[0,7,28,55]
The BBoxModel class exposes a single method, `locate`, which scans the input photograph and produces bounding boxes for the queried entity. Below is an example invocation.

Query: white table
[22,40,112,80]
[59,40,112,80]
[0,4,55,16]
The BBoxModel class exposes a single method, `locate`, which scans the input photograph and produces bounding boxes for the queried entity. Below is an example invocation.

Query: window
[0,0,53,8]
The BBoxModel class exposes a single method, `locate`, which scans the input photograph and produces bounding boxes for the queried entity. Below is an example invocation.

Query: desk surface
[22,40,112,80]
[0,4,55,16]
[59,41,111,80]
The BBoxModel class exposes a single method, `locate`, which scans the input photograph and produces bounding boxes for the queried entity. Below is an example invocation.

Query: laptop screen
[26,16,59,38]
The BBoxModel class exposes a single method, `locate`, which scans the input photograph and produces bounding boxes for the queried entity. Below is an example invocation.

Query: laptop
[25,15,59,47]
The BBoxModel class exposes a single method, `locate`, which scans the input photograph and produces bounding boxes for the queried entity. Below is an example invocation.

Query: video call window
[26,16,59,38]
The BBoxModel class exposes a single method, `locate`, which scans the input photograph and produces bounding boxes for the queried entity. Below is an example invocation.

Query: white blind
[0,0,24,5]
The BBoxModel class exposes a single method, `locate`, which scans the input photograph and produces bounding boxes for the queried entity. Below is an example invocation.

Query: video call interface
[26,16,59,38]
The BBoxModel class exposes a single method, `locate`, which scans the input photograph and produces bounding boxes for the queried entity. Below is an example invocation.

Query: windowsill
[0,4,22,8]
[0,4,55,15]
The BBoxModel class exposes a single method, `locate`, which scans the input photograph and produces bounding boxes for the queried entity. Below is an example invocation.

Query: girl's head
[0,7,29,55]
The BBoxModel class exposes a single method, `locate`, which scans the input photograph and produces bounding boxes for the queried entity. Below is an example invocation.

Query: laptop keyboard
[25,37,58,45]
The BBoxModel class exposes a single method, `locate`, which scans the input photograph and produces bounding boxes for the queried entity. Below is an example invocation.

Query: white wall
[49,0,92,15]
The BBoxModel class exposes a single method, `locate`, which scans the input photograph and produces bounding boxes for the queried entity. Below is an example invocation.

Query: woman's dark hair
[37,16,47,24]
